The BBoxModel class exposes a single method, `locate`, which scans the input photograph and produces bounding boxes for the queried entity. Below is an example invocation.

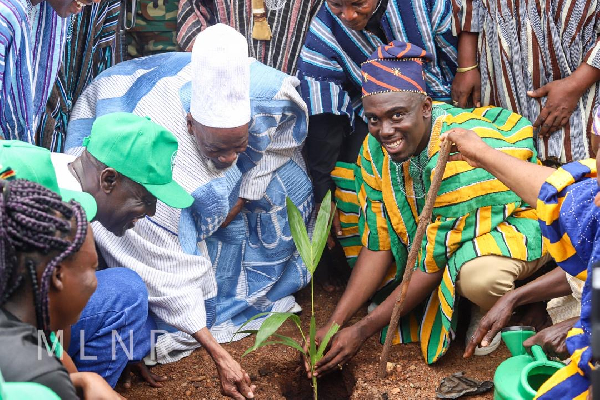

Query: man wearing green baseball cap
[0,114,180,387]
[51,112,194,236]
[0,141,98,221]
[46,112,192,389]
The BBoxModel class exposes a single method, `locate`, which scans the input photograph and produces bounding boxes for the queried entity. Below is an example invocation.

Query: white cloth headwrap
[190,24,251,128]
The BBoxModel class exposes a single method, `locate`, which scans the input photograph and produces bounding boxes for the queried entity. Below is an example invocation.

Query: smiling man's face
[363,91,432,163]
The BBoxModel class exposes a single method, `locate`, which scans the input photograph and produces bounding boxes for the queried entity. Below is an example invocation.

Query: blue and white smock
[65,52,313,363]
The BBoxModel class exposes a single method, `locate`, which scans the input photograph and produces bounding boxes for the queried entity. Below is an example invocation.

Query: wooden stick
[378,139,453,378]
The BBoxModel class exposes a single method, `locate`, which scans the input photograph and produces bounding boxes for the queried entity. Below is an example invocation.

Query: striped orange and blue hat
[361,41,432,98]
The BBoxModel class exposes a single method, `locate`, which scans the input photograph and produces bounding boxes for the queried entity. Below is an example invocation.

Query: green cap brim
[59,188,98,221]
[144,180,194,209]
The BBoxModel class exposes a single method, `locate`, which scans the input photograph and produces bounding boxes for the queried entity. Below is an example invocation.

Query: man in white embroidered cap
[187,23,252,171]
[64,23,313,399]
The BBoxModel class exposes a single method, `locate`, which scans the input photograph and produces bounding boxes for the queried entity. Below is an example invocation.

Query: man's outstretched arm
[193,328,255,400]
[464,267,572,357]
[441,128,555,207]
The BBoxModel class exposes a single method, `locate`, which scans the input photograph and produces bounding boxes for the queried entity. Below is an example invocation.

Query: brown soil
[117,285,508,400]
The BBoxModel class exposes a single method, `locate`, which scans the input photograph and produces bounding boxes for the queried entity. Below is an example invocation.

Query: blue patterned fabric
[297,0,457,127]
[0,0,66,142]
[65,52,313,360]
[206,160,313,327]
[535,159,599,399]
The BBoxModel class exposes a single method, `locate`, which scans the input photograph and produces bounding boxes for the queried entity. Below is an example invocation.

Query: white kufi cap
[190,24,251,128]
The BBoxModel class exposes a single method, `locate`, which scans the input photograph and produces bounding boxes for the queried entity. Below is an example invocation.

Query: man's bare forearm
[193,327,228,361]
[509,268,573,307]
[457,32,479,67]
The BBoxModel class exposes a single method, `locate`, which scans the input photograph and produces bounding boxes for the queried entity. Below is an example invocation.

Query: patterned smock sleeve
[416,105,543,274]
[237,63,309,201]
[451,0,485,34]
[177,0,215,52]
[584,27,600,68]
[296,6,356,123]
[535,159,599,400]
[357,135,391,252]
[0,0,33,141]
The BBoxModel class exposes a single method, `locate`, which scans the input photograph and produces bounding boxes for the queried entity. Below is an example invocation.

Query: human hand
[528,77,583,137]
[221,198,247,228]
[451,69,481,108]
[440,128,490,168]
[214,351,256,399]
[310,325,366,378]
[119,361,168,389]
[464,293,518,358]
[522,317,577,359]
[328,203,342,249]
[303,323,332,376]
[70,372,126,400]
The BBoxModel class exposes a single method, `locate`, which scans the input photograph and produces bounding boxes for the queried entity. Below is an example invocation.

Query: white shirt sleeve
[92,203,217,335]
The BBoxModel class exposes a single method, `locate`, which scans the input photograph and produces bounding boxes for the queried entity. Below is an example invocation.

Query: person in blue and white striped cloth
[62,23,313,399]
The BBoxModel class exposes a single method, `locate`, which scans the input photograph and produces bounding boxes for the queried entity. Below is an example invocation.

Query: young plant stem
[311,279,315,317]
[377,140,452,378]
[311,277,318,399]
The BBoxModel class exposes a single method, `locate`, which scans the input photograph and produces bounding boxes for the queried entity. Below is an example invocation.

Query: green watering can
[493,326,565,400]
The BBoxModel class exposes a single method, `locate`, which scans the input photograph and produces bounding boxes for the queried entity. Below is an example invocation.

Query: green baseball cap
[0,141,97,221]
[84,113,193,209]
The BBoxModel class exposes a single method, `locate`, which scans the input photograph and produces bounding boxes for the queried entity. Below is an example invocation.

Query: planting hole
[280,368,356,400]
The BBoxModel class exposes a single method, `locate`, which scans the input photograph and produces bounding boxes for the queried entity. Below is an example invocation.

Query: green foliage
[317,323,340,360]
[311,192,333,269]
[286,191,334,275]
[235,190,338,399]
[285,196,313,273]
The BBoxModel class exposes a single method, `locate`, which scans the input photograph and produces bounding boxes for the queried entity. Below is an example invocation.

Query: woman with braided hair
[0,178,123,399]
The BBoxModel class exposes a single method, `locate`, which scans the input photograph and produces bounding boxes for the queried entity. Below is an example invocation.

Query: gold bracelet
[456,64,479,73]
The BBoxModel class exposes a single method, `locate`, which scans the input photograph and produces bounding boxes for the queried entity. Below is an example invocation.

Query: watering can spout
[530,345,548,362]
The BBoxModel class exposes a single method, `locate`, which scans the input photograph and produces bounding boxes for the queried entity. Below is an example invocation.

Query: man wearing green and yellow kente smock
[307,41,549,377]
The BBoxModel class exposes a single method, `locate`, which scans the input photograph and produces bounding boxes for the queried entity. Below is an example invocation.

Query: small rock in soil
[185,390,192,396]
[189,375,206,382]
[386,362,396,374]
[258,368,271,377]
[391,388,400,395]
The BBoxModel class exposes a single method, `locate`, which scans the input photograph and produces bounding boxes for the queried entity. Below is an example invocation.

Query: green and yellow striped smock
[335,103,546,364]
